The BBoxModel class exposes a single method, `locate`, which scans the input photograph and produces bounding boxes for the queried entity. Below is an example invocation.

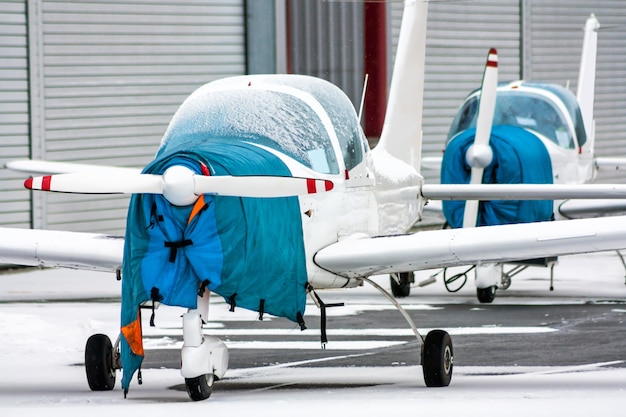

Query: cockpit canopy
[447,81,587,149]
[160,74,367,175]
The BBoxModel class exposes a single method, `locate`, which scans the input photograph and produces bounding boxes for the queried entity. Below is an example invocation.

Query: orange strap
[187,195,206,225]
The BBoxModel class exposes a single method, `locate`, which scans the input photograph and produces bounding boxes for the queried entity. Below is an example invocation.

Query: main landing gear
[85,333,120,391]
[362,277,453,387]
[390,271,414,298]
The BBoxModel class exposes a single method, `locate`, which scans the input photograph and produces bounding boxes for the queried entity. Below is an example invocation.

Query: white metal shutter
[524,1,626,183]
[0,0,31,227]
[31,0,245,233]
[390,1,626,184]
[288,1,363,107]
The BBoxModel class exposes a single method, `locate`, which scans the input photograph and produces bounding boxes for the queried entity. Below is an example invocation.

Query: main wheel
[390,272,413,298]
[422,330,453,387]
[477,286,497,303]
[185,374,214,401]
[85,333,116,391]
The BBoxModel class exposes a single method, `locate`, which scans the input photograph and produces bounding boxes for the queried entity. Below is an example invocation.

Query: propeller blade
[24,167,335,205]
[193,175,334,198]
[463,48,498,227]
[24,173,163,194]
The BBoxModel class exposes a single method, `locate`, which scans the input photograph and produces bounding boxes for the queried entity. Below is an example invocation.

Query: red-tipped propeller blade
[24,167,335,206]
[193,175,334,198]
[463,48,498,228]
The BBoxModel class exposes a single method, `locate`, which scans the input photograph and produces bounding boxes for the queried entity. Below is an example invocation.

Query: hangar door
[0,0,31,228]
[390,0,626,184]
[15,0,246,234]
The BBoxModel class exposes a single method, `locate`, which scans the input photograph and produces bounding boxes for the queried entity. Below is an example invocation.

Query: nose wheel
[185,373,215,401]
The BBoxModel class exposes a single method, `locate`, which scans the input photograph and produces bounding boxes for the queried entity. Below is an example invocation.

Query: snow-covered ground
[1,251,625,416]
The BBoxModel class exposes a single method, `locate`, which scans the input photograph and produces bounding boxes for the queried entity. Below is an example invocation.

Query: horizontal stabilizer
[594,157,626,171]
[558,199,626,219]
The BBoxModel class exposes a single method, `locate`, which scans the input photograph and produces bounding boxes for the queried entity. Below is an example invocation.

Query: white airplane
[2,2,626,402]
[414,15,626,303]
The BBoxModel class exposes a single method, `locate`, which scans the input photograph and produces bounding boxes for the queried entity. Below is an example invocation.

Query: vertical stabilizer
[375,0,428,171]
[577,14,599,150]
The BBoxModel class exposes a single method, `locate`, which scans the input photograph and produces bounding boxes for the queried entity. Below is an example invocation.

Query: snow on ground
[1,252,626,416]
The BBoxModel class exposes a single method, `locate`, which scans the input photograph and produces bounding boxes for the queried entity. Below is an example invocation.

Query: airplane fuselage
[155,74,423,291]
[446,81,596,221]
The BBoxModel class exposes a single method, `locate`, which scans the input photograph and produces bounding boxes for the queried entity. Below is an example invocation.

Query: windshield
[448,90,576,149]
[160,88,340,174]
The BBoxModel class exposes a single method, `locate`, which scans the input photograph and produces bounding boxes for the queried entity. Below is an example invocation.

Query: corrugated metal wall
[288,0,363,107]
[3,1,626,234]
[522,0,626,183]
[390,0,626,184]
[0,0,31,228]
[26,0,246,233]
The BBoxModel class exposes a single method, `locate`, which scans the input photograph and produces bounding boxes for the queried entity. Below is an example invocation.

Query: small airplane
[414,14,626,303]
[2,2,626,402]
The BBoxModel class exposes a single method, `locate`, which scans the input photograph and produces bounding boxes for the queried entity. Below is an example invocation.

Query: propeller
[462,48,498,228]
[24,165,334,206]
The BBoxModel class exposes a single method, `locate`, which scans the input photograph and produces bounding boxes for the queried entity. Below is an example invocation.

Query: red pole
[363,1,387,139]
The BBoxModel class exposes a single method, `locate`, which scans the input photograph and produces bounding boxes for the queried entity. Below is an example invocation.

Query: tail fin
[374,1,429,171]
[576,14,600,152]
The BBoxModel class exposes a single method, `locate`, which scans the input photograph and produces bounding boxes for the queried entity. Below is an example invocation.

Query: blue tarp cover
[441,125,554,228]
[120,138,308,393]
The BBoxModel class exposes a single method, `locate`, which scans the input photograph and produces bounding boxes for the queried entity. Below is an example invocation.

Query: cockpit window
[275,76,365,171]
[324,98,364,171]
[448,90,577,149]
[161,89,340,174]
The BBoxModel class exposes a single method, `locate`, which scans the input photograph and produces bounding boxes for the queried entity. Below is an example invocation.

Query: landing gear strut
[361,277,453,387]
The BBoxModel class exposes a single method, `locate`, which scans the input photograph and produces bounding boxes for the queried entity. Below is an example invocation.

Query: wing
[0,227,123,272]
[5,159,142,175]
[314,216,626,278]
[421,183,626,200]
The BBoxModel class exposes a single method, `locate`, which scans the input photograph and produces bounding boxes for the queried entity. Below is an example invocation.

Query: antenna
[358,73,369,123]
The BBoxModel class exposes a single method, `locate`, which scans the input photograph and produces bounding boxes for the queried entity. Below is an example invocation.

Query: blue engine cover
[120,137,308,393]
[441,125,554,228]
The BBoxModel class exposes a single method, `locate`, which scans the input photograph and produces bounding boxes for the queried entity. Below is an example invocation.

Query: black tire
[185,374,214,401]
[422,330,453,387]
[477,286,497,303]
[390,272,413,298]
[85,333,116,391]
